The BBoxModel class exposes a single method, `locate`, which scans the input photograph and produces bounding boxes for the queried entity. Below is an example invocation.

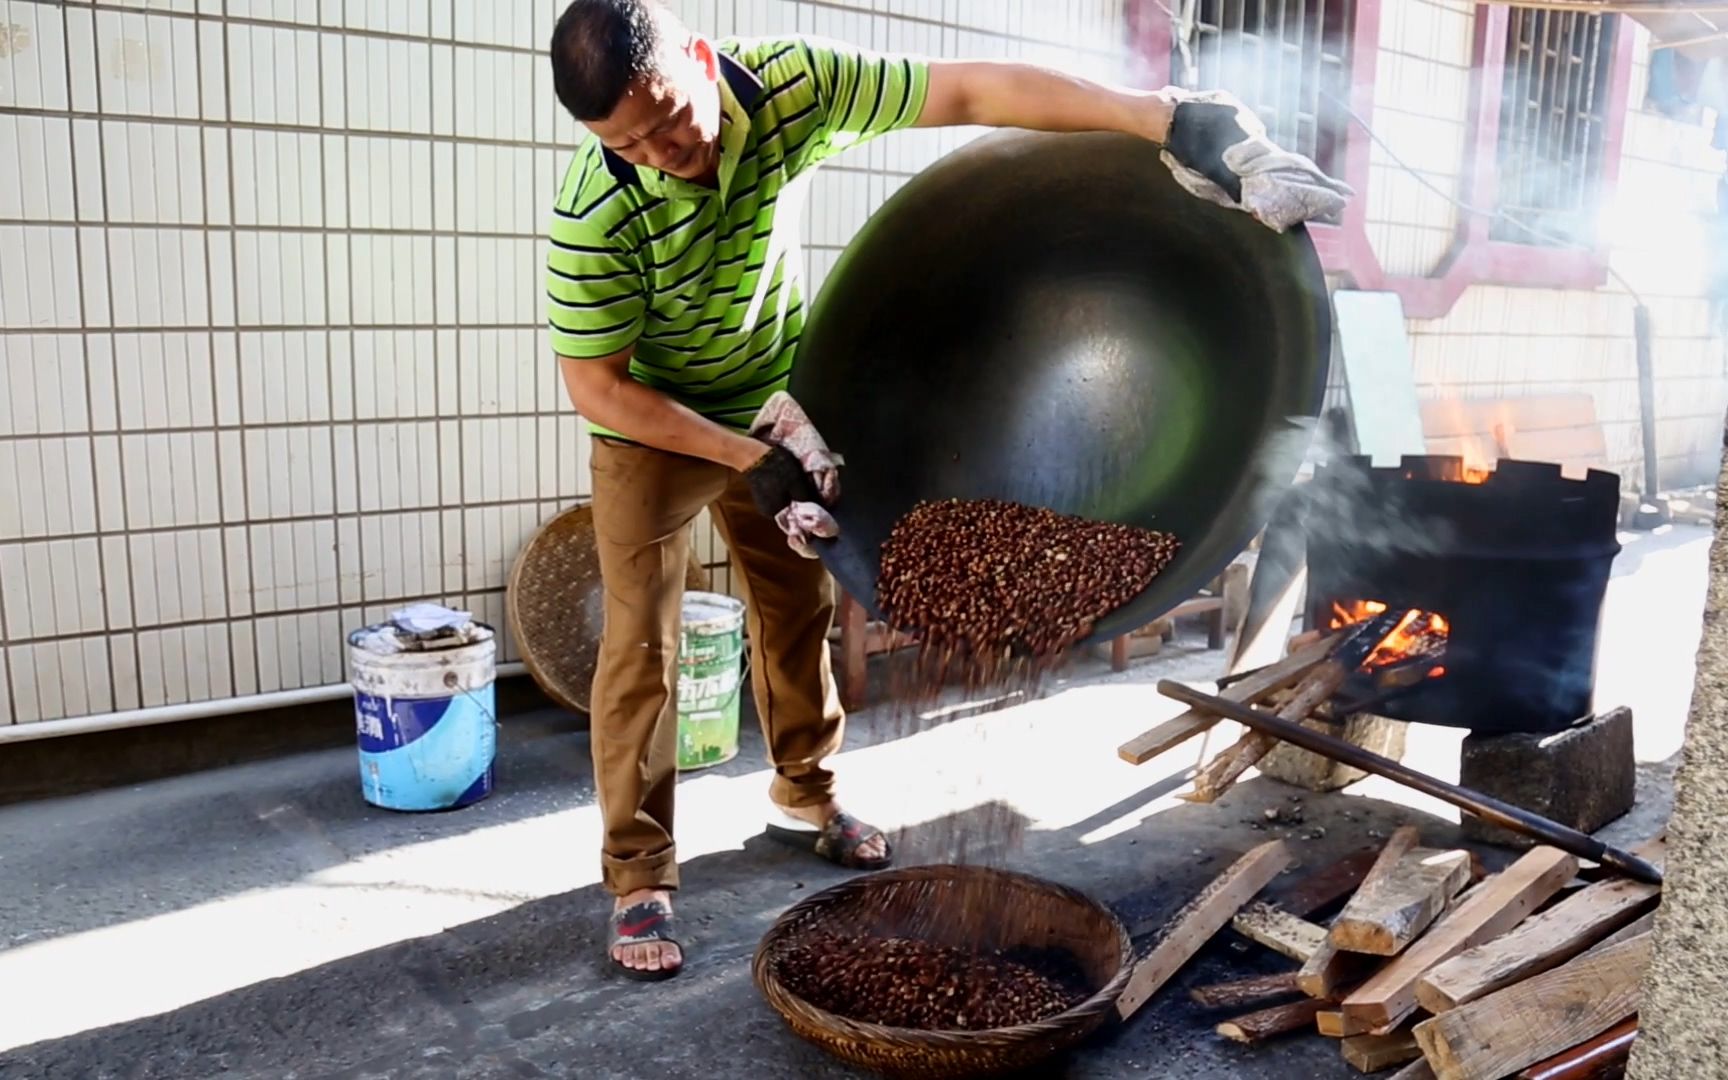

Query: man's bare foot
[610,888,682,977]
[780,800,890,863]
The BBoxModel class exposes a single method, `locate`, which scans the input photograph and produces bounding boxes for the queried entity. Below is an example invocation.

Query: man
[546,0,1347,980]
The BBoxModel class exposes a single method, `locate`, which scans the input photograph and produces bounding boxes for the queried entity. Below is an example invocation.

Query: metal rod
[1635,302,1661,499]
[1156,680,1666,886]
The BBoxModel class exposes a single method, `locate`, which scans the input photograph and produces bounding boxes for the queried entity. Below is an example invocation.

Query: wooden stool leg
[1111,634,1130,673]
[840,590,868,711]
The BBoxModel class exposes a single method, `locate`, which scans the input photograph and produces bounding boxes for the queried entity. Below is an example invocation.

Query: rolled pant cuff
[771,773,836,811]
[602,848,680,897]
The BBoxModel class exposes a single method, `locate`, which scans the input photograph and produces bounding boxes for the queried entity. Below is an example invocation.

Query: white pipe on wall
[0,663,531,746]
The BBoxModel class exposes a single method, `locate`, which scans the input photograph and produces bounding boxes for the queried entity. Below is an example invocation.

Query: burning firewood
[1184,610,1408,804]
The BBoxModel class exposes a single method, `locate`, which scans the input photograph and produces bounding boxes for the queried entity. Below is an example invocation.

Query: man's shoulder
[720,35,819,81]
[549,137,649,242]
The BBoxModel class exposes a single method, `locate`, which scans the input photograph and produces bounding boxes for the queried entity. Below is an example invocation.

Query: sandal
[608,898,684,982]
[766,809,894,871]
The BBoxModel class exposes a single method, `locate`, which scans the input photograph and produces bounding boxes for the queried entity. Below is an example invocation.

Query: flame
[1330,601,1450,670]
[1430,396,1515,484]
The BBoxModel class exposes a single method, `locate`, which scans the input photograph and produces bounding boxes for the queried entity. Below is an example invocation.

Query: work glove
[745,392,842,558]
[1160,89,1354,233]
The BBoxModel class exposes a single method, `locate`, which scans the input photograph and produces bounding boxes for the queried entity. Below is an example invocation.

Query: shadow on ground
[1,766,1486,1080]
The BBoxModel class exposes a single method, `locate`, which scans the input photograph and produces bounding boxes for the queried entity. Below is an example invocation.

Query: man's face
[588,37,723,181]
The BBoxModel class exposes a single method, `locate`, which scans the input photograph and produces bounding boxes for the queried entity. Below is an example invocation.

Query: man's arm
[916,60,1174,142]
[559,349,768,472]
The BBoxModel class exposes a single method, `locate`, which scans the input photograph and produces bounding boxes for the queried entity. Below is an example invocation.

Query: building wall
[1363,4,1726,485]
[0,0,1127,728]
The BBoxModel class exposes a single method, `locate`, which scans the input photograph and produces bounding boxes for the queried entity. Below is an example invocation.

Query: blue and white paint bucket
[347,607,498,812]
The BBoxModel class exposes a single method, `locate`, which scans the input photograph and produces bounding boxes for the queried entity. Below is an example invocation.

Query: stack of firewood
[1116,830,1662,1079]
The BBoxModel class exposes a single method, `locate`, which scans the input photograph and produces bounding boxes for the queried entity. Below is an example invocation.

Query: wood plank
[1343,1030,1422,1073]
[1279,848,1383,919]
[1413,934,1649,1080]
[1319,1008,1378,1038]
[1342,846,1579,1030]
[1332,848,1473,956]
[1189,972,1303,1010]
[1117,840,1294,1020]
[1585,911,1656,957]
[1517,1016,1637,1079]
[1417,875,1659,1012]
[1217,998,1330,1045]
[1187,656,1353,802]
[1232,903,1328,963]
[1301,827,1422,999]
[1116,635,1337,765]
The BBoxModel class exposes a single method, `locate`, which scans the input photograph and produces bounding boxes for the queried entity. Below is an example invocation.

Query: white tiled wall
[0,0,1128,726]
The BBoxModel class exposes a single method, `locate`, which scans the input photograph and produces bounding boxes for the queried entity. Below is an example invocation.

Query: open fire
[1303,455,1620,733]
[1330,601,1449,676]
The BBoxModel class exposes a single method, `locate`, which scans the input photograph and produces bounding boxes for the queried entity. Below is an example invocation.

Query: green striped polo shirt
[546,37,930,435]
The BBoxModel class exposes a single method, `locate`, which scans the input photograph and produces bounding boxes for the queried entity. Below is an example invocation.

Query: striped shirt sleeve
[545,209,646,360]
[802,40,930,154]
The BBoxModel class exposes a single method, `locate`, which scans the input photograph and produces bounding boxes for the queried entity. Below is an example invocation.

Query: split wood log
[1332,848,1472,956]
[1279,848,1383,919]
[1517,1016,1637,1080]
[1232,903,1328,962]
[1417,875,1659,1012]
[1389,1061,1437,1080]
[1116,635,1338,765]
[1319,1008,1378,1038]
[1117,840,1293,1020]
[1342,846,1579,1030]
[1185,658,1354,802]
[1413,934,1649,1080]
[1343,1030,1423,1073]
[1301,828,1422,999]
[1216,997,1332,1045]
[1188,972,1303,1010]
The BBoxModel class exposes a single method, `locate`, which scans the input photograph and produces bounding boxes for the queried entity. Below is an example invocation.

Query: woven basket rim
[752,864,1133,1053]
[506,503,592,715]
[506,502,711,715]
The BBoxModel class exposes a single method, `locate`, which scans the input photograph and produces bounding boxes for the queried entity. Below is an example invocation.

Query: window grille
[1492,8,1619,245]
[1182,0,1356,199]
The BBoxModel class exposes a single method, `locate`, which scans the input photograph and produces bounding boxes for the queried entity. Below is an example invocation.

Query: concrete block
[1260,712,1409,793]
[1458,707,1635,850]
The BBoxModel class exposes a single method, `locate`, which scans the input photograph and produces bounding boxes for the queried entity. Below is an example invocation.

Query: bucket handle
[445,670,500,729]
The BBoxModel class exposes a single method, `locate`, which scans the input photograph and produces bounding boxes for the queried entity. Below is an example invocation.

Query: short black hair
[550,0,666,122]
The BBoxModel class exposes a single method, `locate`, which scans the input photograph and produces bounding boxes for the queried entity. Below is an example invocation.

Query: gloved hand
[1160,89,1354,232]
[745,392,842,558]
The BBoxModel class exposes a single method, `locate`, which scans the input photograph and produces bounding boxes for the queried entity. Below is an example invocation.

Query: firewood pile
[1116,831,1662,1079]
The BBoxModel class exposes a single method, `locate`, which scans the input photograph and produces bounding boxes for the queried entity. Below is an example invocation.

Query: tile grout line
[221,0,268,704]
[81,0,149,715]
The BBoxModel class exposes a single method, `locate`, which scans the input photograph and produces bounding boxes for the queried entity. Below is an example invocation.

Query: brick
[1459,707,1635,850]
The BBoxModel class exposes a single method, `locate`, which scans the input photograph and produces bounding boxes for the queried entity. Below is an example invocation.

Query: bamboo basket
[753,865,1132,1079]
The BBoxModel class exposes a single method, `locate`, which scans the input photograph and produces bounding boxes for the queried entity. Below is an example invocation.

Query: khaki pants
[588,436,843,896]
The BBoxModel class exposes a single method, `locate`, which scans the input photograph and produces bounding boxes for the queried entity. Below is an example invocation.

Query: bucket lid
[682,591,744,628]
[349,603,496,654]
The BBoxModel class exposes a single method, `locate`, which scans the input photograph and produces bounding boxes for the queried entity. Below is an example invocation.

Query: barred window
[1179,0,1356,196]
[1492,9,1620,246]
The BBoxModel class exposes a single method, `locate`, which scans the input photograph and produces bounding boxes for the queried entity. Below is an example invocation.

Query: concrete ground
[0,524,1711,1080]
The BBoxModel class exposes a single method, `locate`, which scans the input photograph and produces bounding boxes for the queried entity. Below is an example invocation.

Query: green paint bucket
[677,591,745,771]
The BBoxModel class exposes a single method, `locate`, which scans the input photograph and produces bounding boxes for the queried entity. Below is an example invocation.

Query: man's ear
[685,34,720,83]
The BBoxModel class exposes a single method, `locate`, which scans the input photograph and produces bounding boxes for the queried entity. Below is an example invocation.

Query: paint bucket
[347,612,498,812]
[677,591,746,771]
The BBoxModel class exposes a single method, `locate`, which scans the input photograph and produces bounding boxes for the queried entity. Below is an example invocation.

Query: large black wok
[792,130,1332,647]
